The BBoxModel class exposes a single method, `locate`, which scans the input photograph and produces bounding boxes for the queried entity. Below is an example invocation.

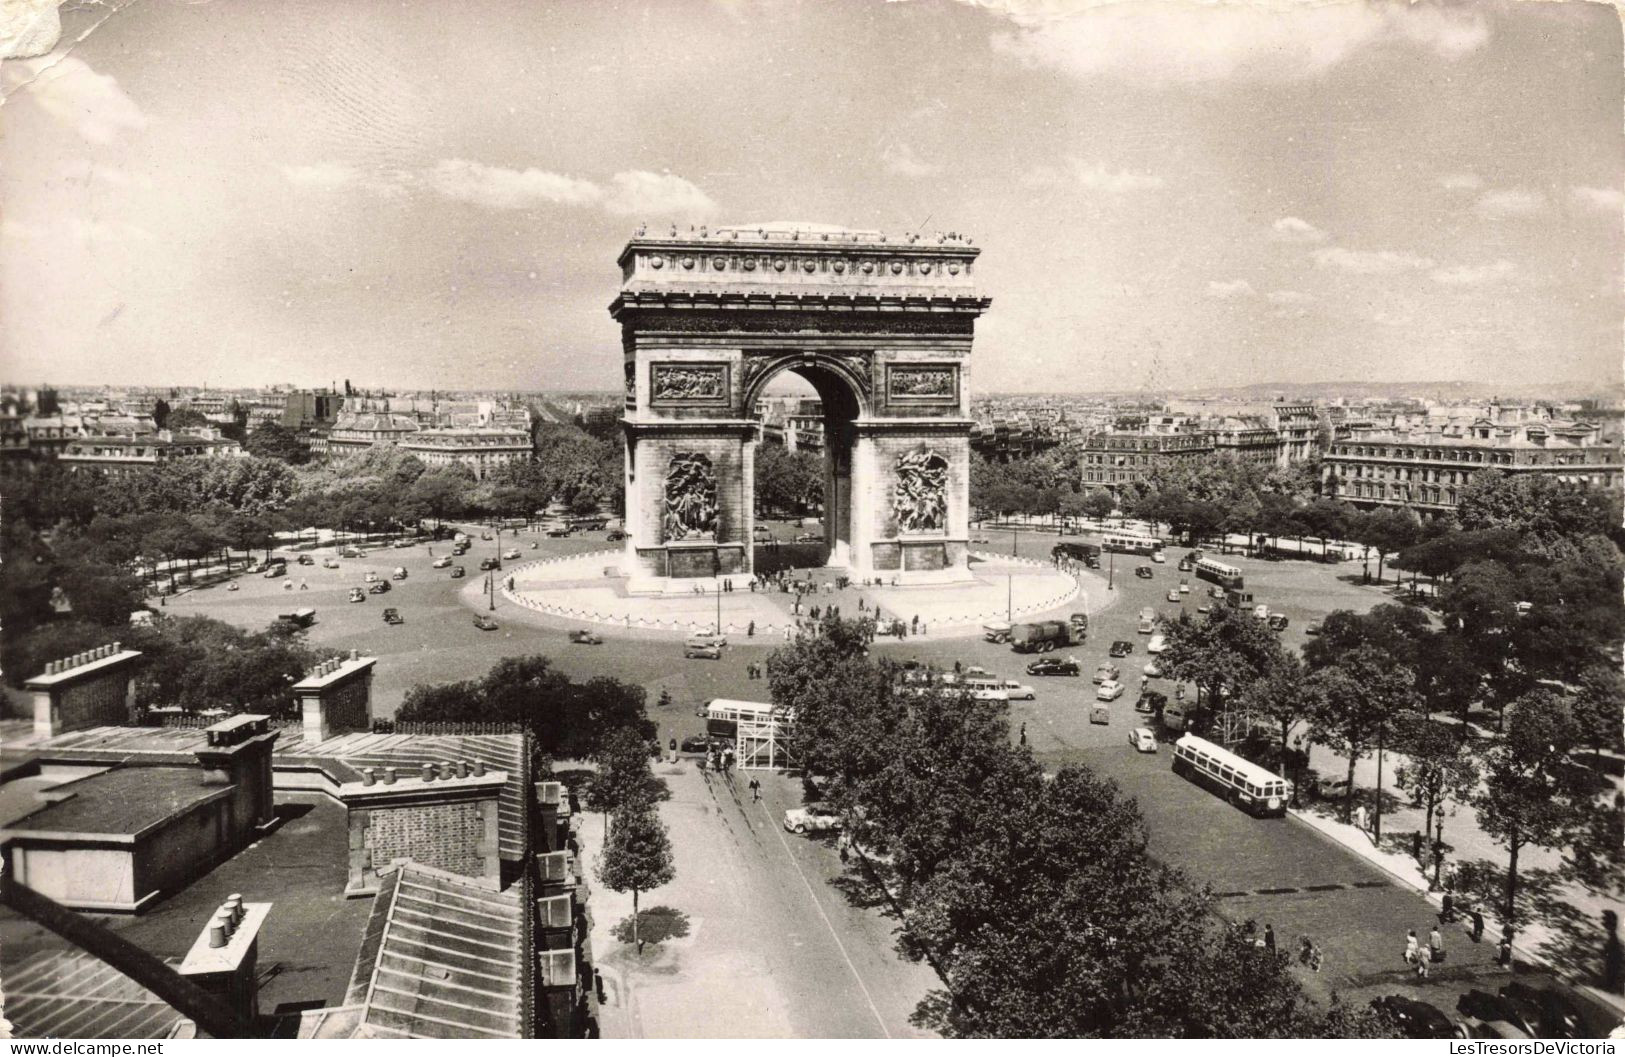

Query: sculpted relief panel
[887,365,958,401]
[651,363,728,403]
[663,453,719,542]
[892,449,949,534]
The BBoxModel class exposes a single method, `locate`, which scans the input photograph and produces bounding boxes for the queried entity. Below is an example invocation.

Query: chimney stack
[180,897,272,1029]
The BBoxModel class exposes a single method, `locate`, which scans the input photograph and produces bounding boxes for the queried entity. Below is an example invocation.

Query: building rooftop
[1,765,229,838]
[337,863,525,1039]
[2,950,188,1039]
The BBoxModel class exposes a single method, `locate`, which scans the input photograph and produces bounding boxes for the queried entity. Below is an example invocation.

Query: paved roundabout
[491,546,1098,642]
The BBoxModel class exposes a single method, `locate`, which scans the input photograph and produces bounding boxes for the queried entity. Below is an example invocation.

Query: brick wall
[366,801,489,880]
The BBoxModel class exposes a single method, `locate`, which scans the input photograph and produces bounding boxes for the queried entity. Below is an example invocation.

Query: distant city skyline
[3,0,1621,395]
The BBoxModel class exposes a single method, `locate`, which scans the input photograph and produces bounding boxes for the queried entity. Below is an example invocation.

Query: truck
[1009,619,1083,653]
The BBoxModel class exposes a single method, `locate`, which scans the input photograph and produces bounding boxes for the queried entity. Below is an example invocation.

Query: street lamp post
[1108,548,1115,591]
[488,518,499,612]
[1007,572,1013,623]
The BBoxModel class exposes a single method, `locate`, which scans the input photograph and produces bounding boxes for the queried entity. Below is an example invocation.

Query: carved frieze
[627,310,975,337]
[650,363,729,404]
[663,453,719,543]
[887,364,958,402]
[892,449,949,534]
[624,361,636,405]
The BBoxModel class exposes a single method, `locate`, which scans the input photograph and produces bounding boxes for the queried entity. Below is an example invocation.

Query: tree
[1571,664,1625,765]
[1393,713,1479,884]
[1081,489,1115,520]
[1305,655,1387,824]
[586,728,668,824]
[244,421,310,464]
[1473,690,1593,922]
[165,407,211,431]
[597,805,676,954]
[1158,606,1283,733]
[152,398,171,429]
[1237,651,1311,799]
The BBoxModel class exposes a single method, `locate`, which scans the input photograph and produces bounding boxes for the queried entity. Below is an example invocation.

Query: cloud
[282,162,409,200]
[881,142,942,178]
[1572,186,1623,213]
[1439,172,1482,192]
[1266,290,1314,305]
[1024,158,1163,193]
[1312,247,1434,274]
[602,171,717,217]
[1269,216,1327,244]
[426,159,602,210]
[1206,279,1255,300]
[7,55,145,144]
[968,0,1488,85]
[1430,259,1515,286]
[1474,188,1546,219]
[401,160,716,217]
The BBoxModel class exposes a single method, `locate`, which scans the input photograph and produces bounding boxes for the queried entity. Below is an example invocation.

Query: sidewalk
[1297,741,1623,986]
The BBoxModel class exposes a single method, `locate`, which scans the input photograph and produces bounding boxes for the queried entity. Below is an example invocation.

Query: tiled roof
[342,864,525,1039]
[2,951,185,1039]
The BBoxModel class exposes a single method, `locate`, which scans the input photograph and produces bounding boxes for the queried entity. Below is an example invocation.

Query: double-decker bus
[1171,734,1292,817]
[1101,532,1163,557]
[1194,557,1245,591]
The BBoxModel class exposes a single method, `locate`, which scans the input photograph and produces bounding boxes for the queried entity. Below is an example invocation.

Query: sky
[1,0,1620,395]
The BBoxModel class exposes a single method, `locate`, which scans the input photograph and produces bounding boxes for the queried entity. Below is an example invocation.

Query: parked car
[322,557,340,569]
[391,566,408,580]
[1135,566,1154,579]
[450,565,466,579]
[502,549,520,560]
[340,546,362,558]
[263,565,286,579]
[382,607,403,625]
[480,532,493,540]
[607,530,626,542]
[480,557,501,571]
[1209,585,1226,600]
[297,554,315,566]
[1093,662,1120,685]
[685,642,723,660]
[1129,727,1159,753]
[1026,657,1081,677]
[392,539,415,549]
[1305,622,1322,636]
[545,526,572,537]
[783,803,843,834]
[369,580,391,594]
[569,629,603,645]
[1000,680,1037,701]
[687,632,728,649]
[970,535,990,544]
[1178,579,1190,594]
[1166,589,1181,603]
[1096,680,1125,701]
[1268,613,1289,632]
[679,735,711,754]
[1150,551,1166,563]
[364,570,379,583]
[433,556,452,568]
[1177,558,1193,572]
[1370,995,1459,1040]
[348,587,366,603]
[1197,603,1212,614]
[1147,633,1167,654]
[1252,604,1269,621]
[795,532,822,543]
[472,614,498,631]
[1109,640,1134,658]
[1143,660,1164,678]
[226,581,240,591]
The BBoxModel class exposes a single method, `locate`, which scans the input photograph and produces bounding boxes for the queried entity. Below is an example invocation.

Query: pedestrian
[1416,945,1431,980]
[1264,924,1276,953]
[1404,929,1419,966]
[1441,891,1456,923]
[748,620,755,637]
[1470,906,1485,943]
[748,777,761,802]
[1412,831,1424,861]
[1499,923,1515,967]
[1019,722,1027,747]
[1429,926,1444,965]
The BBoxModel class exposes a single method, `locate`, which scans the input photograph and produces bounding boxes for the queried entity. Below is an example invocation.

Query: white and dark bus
[1171,734,1292,817]
[1102,532,1163,557]
[1194,558,1245,591]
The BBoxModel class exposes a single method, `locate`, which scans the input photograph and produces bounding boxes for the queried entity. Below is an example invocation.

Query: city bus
[1194,558,1245,592]
[1170,734,1292,817]
[1101,532,1163,557]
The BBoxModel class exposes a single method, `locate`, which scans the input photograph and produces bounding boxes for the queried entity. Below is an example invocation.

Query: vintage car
[569,629,604,645]
[472,614,498,631]
[1026,657,1081,677]
[348,587,366,603]
[449,566,466,579]
[382,607,403,625]
[368,580,391,595]
[783,803,843,835]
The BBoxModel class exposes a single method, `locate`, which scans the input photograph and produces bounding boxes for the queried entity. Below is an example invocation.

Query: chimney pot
[460,760,472,778]
[444,761,457,781]
[350,649,359,661]
[226,895,243,924]
[362,767,376,786]
[421,762,435,781]
[113,641,121,653]
[383,767,397,785]
[209,918,229,948]
[473,759,486,777]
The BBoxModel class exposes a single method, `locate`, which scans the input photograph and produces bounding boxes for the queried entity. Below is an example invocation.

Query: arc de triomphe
[610,224,991,594]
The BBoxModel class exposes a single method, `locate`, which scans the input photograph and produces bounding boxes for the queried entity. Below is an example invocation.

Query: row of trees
[768,617,1390,1038]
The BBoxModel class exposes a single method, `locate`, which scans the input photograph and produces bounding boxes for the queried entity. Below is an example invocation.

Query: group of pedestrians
[1404,926,1447,979]
[745,662,765,680]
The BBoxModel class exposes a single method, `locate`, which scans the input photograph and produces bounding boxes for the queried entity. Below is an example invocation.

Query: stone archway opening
[748,360,864,574]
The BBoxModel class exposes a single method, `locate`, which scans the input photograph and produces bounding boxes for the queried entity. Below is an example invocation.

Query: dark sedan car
[679,735,711,754]
[1109,640,1134,658]
[368,580,391,594]
[1026,657,1081,677]
[569,629,603,645]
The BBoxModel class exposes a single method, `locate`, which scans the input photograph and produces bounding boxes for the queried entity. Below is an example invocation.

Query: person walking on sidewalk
[748,777,761,802]
[1404,929,1419,966]
[1264,924,1276,954]
[1429,926,1444,966]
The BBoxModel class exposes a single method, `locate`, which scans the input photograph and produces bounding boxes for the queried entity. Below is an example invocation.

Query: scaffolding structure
[706,698,794,771]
